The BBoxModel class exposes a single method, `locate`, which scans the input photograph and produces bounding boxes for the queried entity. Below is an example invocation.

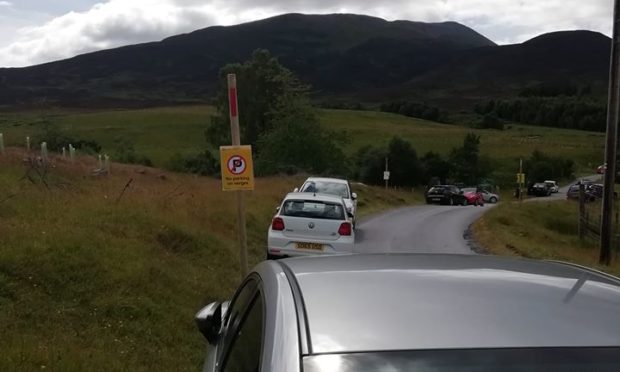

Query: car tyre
[461,199,467,206]
[267,253,281,260]
[490,197,498,203]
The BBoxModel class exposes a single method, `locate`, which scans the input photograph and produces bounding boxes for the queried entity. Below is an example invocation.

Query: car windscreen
[280,200,345,220]
[428,187,446,193]
[301,181,350,198]
[303,347,620,372]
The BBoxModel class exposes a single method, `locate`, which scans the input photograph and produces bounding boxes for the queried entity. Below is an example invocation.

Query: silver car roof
[283,192,345,204]
[303,177,349,185]
[279,254,620,354]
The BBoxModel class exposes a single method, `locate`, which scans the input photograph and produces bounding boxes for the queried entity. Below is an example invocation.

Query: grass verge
[0,148,418,371]
[472,200,620,277]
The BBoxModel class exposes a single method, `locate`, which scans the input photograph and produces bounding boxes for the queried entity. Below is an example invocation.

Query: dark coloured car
[196,254,620,372]
[528,182,552,197]
[566,184,581,200]
[425,185,468,205]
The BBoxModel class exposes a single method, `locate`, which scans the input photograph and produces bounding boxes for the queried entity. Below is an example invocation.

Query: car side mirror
[195,301,229,345]
[347,211,354,218]
[351,192,357,200]
[275,206,280,212]
[293,187,299,192]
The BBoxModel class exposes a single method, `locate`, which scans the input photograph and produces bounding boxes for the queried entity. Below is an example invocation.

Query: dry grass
[0,147,419,371]
[473,200,620,277]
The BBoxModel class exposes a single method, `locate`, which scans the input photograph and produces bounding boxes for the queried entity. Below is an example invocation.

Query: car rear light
[338,222,352,236]
[272,217,285,231]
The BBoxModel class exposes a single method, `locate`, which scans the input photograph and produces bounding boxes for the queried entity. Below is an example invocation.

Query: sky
[0,0,614,68]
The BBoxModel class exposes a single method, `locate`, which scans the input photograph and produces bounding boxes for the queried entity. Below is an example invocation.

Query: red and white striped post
[228,74,249,278]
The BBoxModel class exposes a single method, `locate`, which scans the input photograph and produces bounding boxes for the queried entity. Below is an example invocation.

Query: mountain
[0,13,610,109]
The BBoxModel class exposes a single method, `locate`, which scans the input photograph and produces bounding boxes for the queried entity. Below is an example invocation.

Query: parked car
[196,254,620,372]
[462,190,484,206]
[296,177,357,228]
[425,185,468,205]
[462,187,499,203]
[566,184,581,200]
[544,180,559,193]
[267,192,354,259]
[528,182,552,197]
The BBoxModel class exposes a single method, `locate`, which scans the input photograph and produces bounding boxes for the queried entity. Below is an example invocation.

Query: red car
[463,191,484,206]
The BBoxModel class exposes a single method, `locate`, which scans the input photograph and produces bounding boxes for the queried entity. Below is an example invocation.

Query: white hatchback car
[295,177,358,227]
[267,192,355,259]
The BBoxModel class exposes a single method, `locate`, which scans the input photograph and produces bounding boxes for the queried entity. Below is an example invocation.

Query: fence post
[26,136,30,151]
[104,154,110,174]
[578,183,586,239]
[69,144,75,163]
[62,147,66,158]
[41,142,48,162]
[0,133,4,154]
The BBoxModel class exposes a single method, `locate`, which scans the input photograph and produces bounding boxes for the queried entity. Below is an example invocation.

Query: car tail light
[338,222,352,236]
[272,217,285,231]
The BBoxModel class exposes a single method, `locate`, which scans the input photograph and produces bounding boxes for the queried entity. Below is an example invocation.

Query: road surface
[355,204,494,254]
[355,176,601,255]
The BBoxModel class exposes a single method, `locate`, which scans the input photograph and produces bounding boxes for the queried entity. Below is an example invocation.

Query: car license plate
[432,198,441,201]
[295,242,324,251]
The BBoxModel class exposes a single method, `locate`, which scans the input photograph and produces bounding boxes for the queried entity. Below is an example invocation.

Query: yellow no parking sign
[220,145,255,191]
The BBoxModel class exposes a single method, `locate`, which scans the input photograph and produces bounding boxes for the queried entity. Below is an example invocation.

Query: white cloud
[0,0,614,67]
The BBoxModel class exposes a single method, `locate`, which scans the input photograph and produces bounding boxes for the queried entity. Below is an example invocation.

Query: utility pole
[519,158,523,202]
[601,0,620,266]
[228,74,249,278]
[385,157,389,189]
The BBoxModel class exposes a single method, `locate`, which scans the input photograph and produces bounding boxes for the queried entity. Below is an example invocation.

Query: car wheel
[490,197,498,203]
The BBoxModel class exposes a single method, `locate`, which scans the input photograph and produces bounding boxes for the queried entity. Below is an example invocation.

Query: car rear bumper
[267,231,355,258]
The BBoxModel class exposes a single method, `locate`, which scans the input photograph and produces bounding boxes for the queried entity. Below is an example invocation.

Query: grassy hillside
[473,200,620,276]
[0,106,605,178]
[0,149,419,371]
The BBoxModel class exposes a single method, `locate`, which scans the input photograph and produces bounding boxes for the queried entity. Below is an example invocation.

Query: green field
[0,149,420,371]
[0,106,606,178]
[473,200,620,276]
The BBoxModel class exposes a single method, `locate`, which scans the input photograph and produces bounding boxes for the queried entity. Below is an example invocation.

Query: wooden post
[0,133,4,154]
[601,0,620,265]
[228,74,249,279]
[26,136,31,151]
[385,157,389,189]
[578,183,586,239]
[41,142,48,162]
[69,144,75,163]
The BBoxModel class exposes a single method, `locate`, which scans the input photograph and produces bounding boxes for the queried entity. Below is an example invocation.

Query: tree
[206,49,309,150]
[385,136,423,187]
[353,145,386,185]
[206,49,344,176]
[255,96,346,175]
[449,133,483,185]
[421,151,451,185]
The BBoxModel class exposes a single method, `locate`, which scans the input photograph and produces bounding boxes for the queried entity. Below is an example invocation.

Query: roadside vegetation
[473,200,620,276]
[0,149,419,371]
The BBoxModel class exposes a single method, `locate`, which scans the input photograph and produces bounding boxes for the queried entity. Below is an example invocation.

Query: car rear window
[303,347,620,372]
[428,187,445,193]
[281,200,345,220]
[301,181,350,198]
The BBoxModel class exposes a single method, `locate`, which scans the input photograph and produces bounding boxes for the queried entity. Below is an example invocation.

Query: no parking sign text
[220,145,255,191]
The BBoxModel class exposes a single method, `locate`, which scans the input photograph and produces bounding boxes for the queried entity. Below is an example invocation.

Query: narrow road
[356,175,601,255]
[355,204,494,254]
